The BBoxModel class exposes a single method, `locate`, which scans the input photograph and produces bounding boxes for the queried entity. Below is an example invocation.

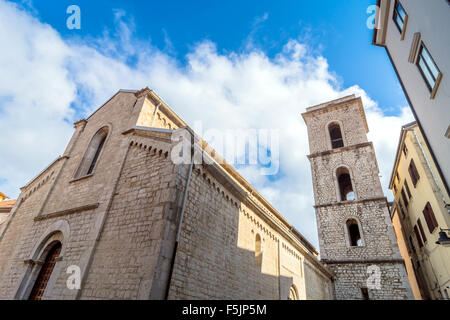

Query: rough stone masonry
[302,94,413,300]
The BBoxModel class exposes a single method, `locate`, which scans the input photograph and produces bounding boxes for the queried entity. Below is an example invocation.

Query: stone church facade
[302,95,413,299]
[0,88,335,300]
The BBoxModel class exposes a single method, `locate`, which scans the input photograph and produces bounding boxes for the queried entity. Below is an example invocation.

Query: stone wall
[304,100,368,155]
[168,163,333,300]
[316,199,400,261]
[309,145,384,205]
[328,263,411,300]
[80,140,177,299]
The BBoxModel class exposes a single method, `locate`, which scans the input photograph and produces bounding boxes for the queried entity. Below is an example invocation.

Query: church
[0,88,412,300]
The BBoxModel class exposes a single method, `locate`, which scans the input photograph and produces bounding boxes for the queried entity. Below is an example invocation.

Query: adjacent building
[389,203,423,299]
[389,121,450,299]
[302,94,413,300]
[0,192,15,236]
[373,0,450,197]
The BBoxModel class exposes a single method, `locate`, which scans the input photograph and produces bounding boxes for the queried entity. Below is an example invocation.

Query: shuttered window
[422,202,438,233]
[401,188,409,207]
[404,180,412,199]
[417,218,427,243]
[408,159,420,187]
[413,225,423,248]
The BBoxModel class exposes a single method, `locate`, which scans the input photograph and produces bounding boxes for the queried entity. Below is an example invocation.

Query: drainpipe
[407,128,449,211]
[277,240,282,300]
[164,146,194,299]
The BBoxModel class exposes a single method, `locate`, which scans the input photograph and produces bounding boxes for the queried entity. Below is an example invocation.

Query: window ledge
[430,73,443,99]
[400,15,408,40]
[69,173,94,183]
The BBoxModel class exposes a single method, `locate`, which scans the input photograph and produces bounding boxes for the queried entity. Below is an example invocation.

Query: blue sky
[0,0,414,248]
[31,0,407,112]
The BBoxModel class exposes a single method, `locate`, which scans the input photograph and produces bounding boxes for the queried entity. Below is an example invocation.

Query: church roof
[0,199,16,213]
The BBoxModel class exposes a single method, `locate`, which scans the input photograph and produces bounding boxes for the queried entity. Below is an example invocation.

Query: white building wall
[379,0,450,191]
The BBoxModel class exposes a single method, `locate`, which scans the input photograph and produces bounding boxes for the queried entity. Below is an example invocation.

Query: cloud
[0,1,413,248]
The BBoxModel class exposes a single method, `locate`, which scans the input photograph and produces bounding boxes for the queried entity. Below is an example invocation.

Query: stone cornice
[134,87,152,99]
[21,156,68,192]
[135,88,187,129]
[302,96,369,133]
[73,119,87,129]
[34,203,99,221]
[322,258,404,265]
[314,197,388,209]
[122,126,174,144]
[307,142,373,159]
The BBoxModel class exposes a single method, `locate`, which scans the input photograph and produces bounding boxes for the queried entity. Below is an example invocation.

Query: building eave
[372,0,392,47]
[388,121,417,189]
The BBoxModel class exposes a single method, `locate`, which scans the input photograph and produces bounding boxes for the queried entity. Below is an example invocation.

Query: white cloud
[0,0,413,248]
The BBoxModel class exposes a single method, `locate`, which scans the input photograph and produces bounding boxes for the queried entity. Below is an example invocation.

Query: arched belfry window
[329,123,344,149]
[255,234,262,268]
[336,167,355,201]
[28,242,62,300]
[346,219,363,247]
[75,126,109,178]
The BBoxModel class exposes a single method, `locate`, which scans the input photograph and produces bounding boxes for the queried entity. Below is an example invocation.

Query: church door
[28,242,62,300]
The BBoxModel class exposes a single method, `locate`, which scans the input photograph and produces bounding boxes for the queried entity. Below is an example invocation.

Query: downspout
[164,149,194,299]
[407,128,449,211]
[277,239,282,300]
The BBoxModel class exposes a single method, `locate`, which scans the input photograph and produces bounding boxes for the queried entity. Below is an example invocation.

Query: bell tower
[302,95,413,300]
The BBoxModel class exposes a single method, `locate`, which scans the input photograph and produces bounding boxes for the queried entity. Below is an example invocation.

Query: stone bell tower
[302,95,413,300]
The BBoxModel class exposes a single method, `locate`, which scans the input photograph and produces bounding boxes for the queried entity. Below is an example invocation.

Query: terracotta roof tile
[0,199,16,208]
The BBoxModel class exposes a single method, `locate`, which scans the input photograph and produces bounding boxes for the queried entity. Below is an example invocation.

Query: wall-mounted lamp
[436,229,450,247]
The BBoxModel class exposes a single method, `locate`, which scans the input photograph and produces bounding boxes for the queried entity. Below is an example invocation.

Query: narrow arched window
[255,234,262,268]
[336,167,355,201]
[329,123,344,149]
[75,127,109,178]
[347,219,362,247]
[28,242,62,300]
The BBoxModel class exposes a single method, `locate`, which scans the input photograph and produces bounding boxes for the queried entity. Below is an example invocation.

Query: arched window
[75,127,109,178]
[288,285,298,300]
[255,234,262,268]
[336,167,355,201]
[28,242,62,300]
[346,219,363,247]
[329,123,344,149]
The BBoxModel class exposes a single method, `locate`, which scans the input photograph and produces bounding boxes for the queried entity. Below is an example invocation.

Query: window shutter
[408,165,416,186]
[401,188,409,207]
[427,202,438,231]
[417,218,427,243]
[409,159,420,187]
[404,180,412,199]
[423,202,438,233]
[413,225,423,248]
